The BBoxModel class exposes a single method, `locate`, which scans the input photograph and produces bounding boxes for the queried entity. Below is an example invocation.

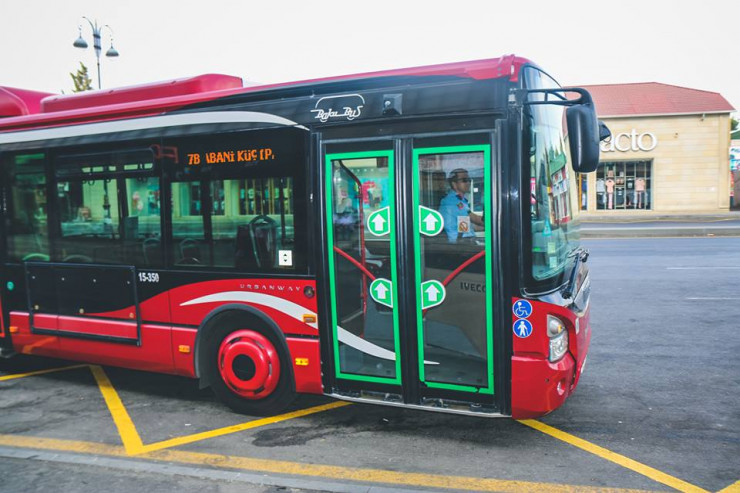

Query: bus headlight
[547,315,569,362]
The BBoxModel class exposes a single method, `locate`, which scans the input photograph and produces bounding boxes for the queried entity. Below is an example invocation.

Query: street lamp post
[73,17,119,90]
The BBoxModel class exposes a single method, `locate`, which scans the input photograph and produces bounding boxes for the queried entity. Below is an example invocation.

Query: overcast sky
[2,0,738,115]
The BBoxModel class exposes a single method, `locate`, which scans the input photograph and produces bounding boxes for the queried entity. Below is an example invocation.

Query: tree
[70,62,93,92]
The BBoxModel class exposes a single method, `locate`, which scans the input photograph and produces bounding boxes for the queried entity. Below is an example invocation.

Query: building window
[579,174,588,211]
[596,160,652,210]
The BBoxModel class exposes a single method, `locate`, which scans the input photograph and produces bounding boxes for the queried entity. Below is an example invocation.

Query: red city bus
[0,56,607,418]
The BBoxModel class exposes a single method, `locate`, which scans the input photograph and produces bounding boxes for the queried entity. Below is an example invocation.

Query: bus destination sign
[187,147,275,166]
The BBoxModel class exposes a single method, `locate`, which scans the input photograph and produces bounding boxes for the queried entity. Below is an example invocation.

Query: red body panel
[286,337,323,395]
[85,307,138,321]
[12,312,175,373]
[86,291,171,324]
[42,74,243,113]
[10,312,59,356]
[139,291,173,324]
[0,56,532,132]
[0,295,5,337]
[168,279,318,337]
[171,327,197,377]
[57,316,138,339]
[57,324,174,373]
[510,298,591,419]
[9,278,324,395]
[33,313,58,331]
[0,87,54,117]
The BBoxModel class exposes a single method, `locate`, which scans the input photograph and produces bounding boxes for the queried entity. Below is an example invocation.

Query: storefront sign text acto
[601,130,658,153]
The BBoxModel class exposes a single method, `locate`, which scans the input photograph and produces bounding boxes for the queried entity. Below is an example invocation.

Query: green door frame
[411,145,495,395]
[324,150,402,385]
[324,144,495,396]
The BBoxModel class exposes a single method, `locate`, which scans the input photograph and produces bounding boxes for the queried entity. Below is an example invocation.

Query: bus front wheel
[204,322,295,416]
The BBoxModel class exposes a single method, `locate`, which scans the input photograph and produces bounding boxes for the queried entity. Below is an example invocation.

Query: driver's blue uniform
[439,190,475,243]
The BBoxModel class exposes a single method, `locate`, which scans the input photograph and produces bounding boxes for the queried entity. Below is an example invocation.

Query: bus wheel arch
[195,304,296,415]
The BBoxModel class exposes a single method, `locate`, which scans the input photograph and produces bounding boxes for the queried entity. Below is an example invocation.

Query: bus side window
[170,177,296,271]
[2,153,50,263]
[53,147,162,266]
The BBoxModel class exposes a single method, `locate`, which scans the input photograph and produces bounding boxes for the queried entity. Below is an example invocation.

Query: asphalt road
[0,237,738,492]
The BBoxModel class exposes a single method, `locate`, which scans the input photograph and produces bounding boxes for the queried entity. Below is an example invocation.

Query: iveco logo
[460,282,485,293]
[310,94,365,122]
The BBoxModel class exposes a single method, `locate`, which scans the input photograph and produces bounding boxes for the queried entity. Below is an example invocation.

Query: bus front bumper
[511,352,577,419]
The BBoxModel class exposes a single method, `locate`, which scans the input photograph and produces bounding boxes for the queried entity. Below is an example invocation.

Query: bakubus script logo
[311,94,365,122]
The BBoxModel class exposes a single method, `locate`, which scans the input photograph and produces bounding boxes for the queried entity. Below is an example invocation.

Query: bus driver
[439,168,484,243]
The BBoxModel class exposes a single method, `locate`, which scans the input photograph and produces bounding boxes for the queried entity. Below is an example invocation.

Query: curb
[581,227,740,238]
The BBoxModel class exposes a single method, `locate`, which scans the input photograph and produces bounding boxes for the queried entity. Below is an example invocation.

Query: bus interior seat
[143,238,162,266]
[178,238,202,264]
[62,254,93,263]
[235,215,279,269]
[22,253,50,262]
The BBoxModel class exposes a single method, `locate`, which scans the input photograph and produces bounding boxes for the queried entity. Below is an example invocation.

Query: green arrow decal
[367,207,391,236]
[419,206,444,236]
[370,278,393,308]
[420,280,445,310]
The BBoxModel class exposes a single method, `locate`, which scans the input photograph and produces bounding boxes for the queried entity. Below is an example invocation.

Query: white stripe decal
[0,111,304,145]
[180,291,438,365]
[181,291,316,329]
[335,326,397,361]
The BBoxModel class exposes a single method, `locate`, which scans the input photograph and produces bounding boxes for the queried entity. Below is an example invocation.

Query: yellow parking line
[718,480,740,493]
[89,365,145,455]
[0,364,89,382]
[0,434,124,456]
[139,401,351,454]
[87,363,350,454]
[519,419,708,493]
[0,434,652,493]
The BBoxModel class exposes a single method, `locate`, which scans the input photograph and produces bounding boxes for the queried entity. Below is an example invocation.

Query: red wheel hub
[217,330,281,399]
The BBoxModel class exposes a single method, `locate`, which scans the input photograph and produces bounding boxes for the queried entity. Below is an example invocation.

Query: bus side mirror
[566,101,610,173]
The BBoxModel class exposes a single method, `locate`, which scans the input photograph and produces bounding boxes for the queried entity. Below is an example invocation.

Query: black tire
[201,311,296,416]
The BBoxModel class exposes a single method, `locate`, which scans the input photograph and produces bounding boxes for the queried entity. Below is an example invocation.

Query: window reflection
[416,148,491,390]
[3,153,49,262]
[525,69,580,281]
[171,177,295,269]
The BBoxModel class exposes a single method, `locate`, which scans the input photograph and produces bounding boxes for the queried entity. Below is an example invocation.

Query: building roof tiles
[578,82,734,117]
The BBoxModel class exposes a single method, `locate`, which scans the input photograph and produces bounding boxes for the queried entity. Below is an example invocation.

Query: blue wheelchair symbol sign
[513,319,533,338]
[512,300,533,319]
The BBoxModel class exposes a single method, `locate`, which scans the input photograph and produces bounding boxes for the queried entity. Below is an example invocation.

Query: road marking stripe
[518,419,708,493]
[668,267,740,270]
[89,365,145,455]
[685,297,740,301]
[0,364,89,381]
[0,434,652,493]
[718,480,740,493]
[139,401,351,454]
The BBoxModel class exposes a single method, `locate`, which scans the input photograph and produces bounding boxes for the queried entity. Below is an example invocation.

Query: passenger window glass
[171,177,296,270]
[524,68,579,281]
[327,152,400,381]
[171,181,207,266]
[166,128,306,272]
[414,147,492,390]
[3,153,50,262]
[54,148,162,266]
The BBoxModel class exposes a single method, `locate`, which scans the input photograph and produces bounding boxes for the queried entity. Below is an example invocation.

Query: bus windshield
[524,68,580,282]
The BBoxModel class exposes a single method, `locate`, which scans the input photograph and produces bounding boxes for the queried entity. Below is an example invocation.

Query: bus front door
[324,139,497,411]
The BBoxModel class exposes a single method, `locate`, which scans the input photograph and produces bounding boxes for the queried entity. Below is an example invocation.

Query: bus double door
[323,138,498,410]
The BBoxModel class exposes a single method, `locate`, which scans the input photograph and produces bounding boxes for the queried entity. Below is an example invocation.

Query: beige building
[578,83,735,216]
